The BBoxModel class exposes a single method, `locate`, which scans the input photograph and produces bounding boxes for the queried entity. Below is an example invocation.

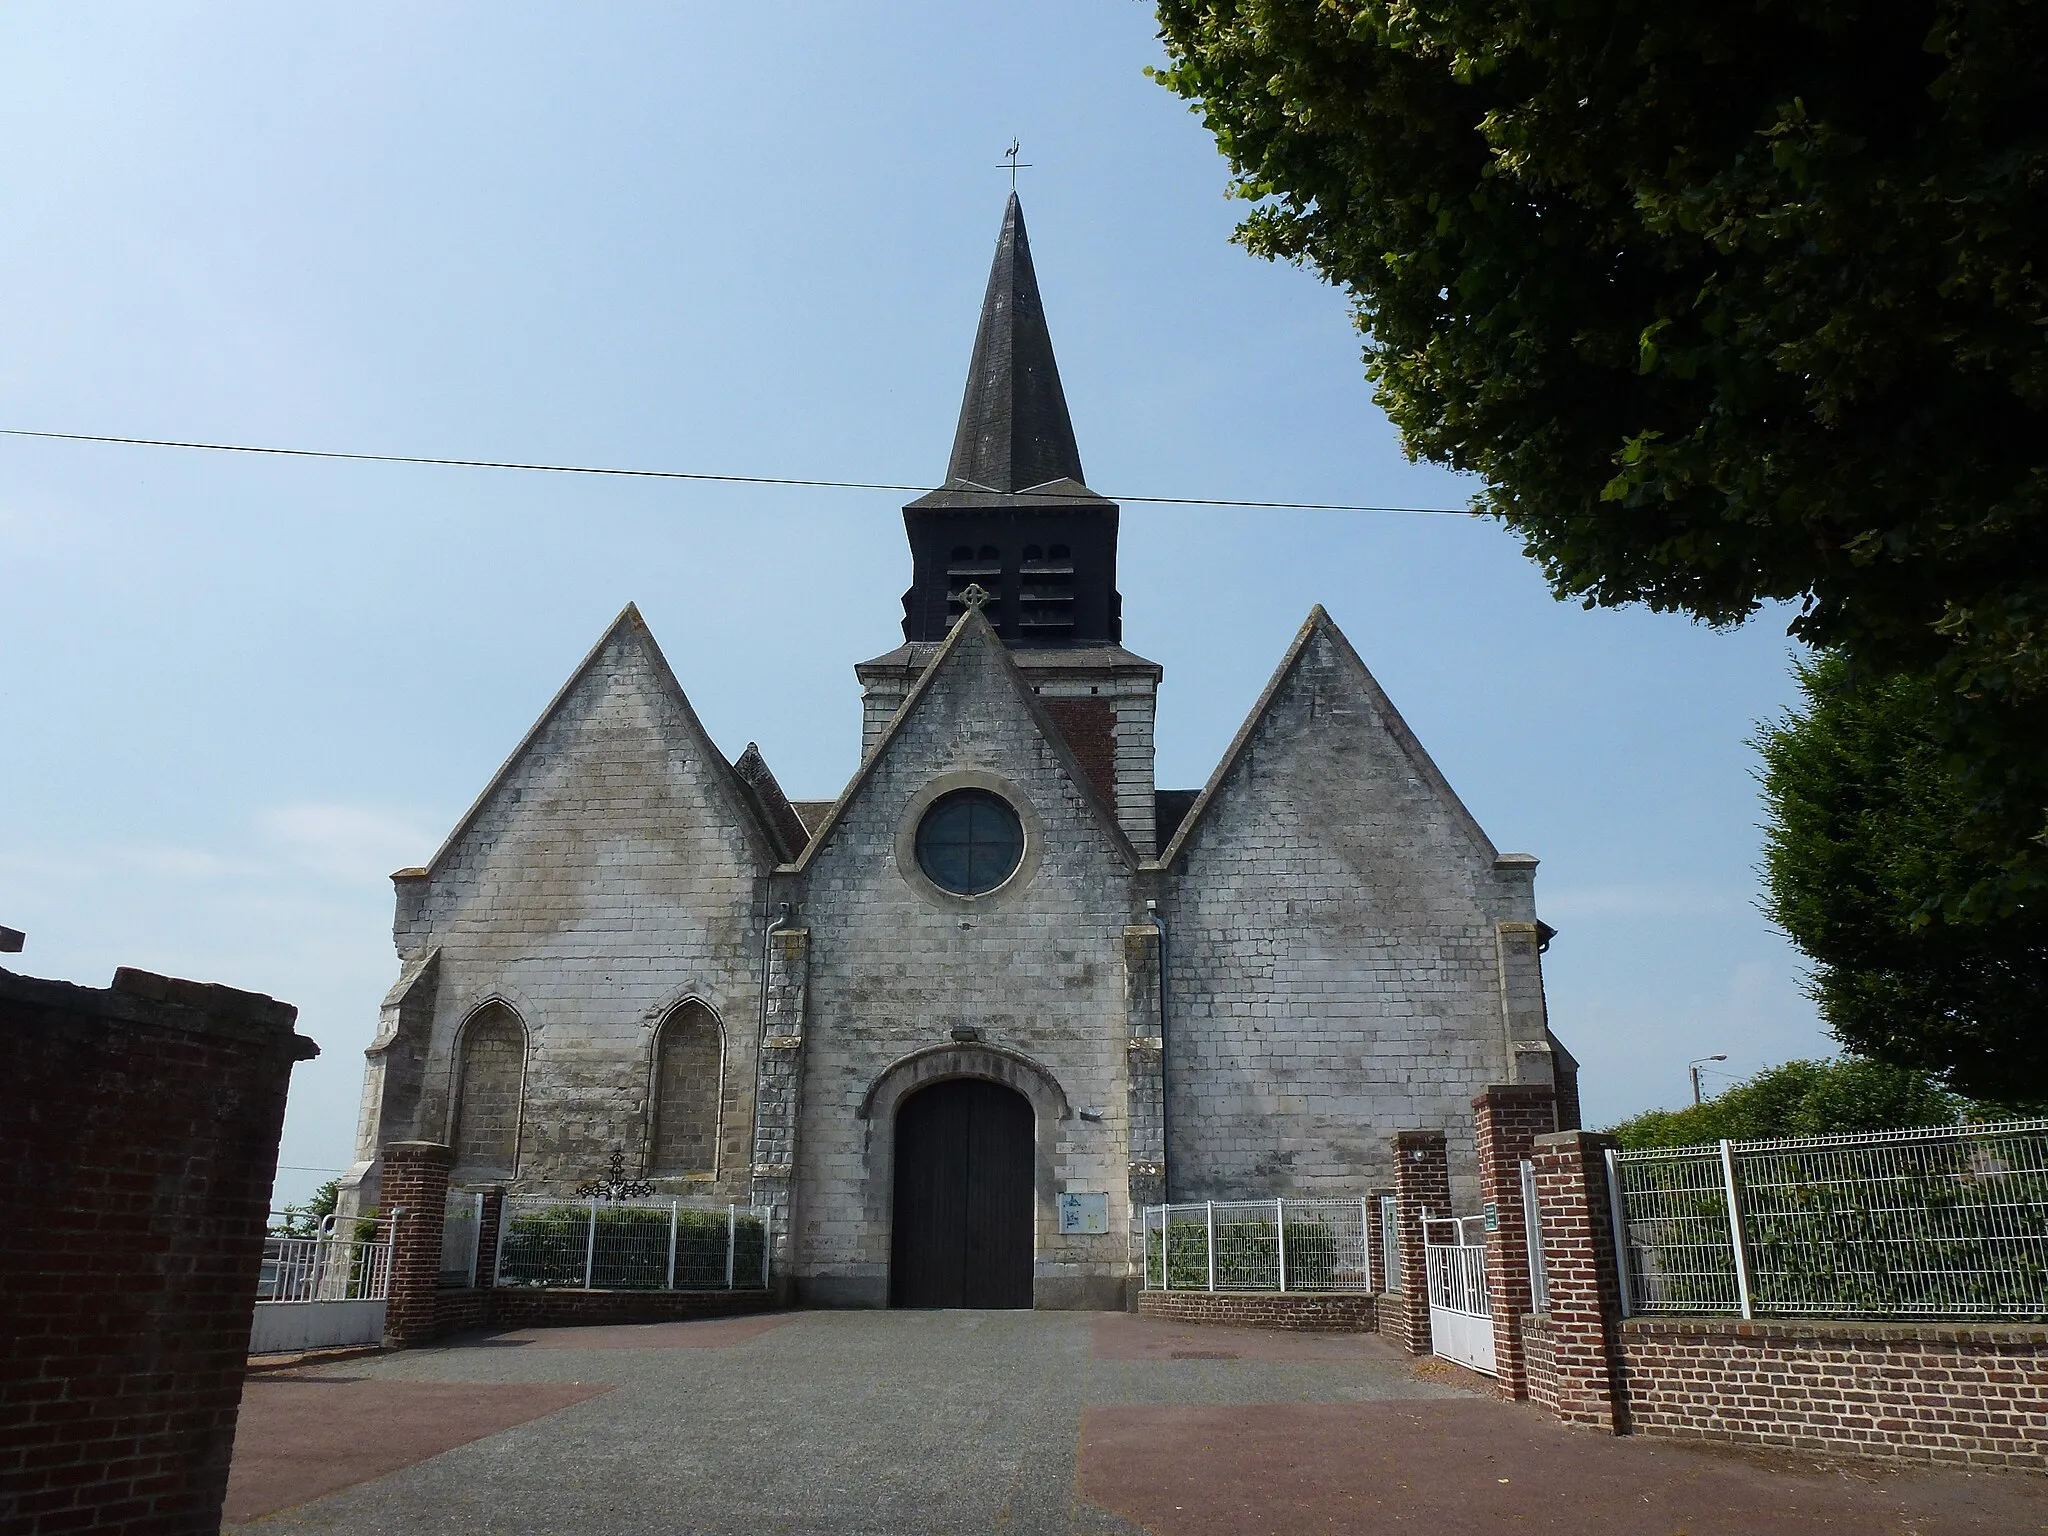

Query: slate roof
[933,193,1086,497]
[730,742,811,863]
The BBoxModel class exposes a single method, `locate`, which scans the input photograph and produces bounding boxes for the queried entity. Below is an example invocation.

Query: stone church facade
[339,195,1576,1309]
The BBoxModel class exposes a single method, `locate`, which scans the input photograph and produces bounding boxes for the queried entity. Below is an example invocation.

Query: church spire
[898,195,1119,647]
[944,194,1086,493]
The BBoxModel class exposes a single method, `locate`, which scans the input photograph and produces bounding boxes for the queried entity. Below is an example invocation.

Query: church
[339,195,1576,1309]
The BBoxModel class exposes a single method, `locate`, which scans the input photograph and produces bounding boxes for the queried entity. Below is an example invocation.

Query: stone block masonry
[0,965,316,1536]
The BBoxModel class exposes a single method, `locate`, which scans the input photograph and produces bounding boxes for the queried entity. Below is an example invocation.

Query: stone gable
[347,609,774,1208]
[793,618,1139,1308]
[1156,610,1543,1209]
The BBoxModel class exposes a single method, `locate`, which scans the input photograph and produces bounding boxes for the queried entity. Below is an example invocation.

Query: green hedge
[498,1205,767,1290]
[1144,1214,1360,1291]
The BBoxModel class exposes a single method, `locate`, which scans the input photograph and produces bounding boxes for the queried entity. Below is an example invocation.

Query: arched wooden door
[890,1078,1035,1308]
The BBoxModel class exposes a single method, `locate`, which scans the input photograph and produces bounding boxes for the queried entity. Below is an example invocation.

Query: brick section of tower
[0,965,312,1536]
[1040,696,1119,814]
[1472,1084,1558,1399]
[382,1141,455,1348]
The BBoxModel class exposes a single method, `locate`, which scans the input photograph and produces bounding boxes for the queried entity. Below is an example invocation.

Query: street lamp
[1689,1055,1729,1106]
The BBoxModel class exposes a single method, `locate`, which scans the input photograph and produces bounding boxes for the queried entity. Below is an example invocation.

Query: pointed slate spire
[945,194,1086,493]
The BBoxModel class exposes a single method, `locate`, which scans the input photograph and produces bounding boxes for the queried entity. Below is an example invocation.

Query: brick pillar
[382,1141,453,1349]
[1388,1130,1449,1355]
[474,1187,505,1287]
[1529,1129,1627,1432]
[1,965,314,1536]
[1473,1084,1558,1400]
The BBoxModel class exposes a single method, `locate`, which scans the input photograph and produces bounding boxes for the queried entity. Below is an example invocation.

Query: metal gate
[251,1217,392,1354]
[1423,1215,1495,1376]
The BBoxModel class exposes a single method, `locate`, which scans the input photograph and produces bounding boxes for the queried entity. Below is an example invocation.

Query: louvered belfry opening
[901,194,1121,647]
[889,1078,1035,1309]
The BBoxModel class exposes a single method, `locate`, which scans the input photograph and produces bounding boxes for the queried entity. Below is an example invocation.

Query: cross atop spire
[944,193,1086,496]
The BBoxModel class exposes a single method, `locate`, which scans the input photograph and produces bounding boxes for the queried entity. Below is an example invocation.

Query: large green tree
[1760,652,2048,1102]
[1152,0,2048,915]
[1605,1055,1969,1149]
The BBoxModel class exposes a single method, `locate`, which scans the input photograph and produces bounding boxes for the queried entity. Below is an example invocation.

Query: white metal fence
[257,1220,392,1304]
[1611,1117,2048,1320]
[1423,1215,1491,1317]
[1140,1199,1374,1292]
[495,1197,771,1290]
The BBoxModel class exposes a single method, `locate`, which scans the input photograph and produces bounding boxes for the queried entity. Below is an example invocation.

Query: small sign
[1058,1192,1109,1234]
[1483,1202,1499,1233]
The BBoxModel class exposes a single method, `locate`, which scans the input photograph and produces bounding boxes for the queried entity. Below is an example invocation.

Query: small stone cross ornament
[575,1147,655,1202]
[959,582,991,613]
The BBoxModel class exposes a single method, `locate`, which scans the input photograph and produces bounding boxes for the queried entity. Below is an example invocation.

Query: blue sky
[0,4,1826,1209]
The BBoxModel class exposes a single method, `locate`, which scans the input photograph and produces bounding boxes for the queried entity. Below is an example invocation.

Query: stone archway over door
[890,1079,1034,1308]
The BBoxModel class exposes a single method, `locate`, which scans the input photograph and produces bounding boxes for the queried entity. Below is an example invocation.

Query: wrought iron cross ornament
[576,1148,655,1202]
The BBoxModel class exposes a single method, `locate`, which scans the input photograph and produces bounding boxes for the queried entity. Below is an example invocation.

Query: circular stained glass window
[915,789,1025,896]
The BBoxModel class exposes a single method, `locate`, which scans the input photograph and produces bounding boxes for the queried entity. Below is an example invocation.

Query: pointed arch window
[453,1002,526,1177]
[650,1000,723,1175]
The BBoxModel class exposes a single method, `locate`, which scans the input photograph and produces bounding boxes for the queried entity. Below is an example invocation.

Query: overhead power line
[1,428,1480,517]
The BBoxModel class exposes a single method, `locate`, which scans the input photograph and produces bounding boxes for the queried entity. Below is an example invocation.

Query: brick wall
[468,1288,774,1331]
[1137,1290,1376,1332]
[1618,1318,2048,1472]
[1382,1130,1449,1355]
[1522,1311,1556,1400]
[1525,1130,1627,1429]
[382,1141,455,1348]
[1519,1127,2048,1470]
[1473,1085,1557,1399]
[1,965,314,1536]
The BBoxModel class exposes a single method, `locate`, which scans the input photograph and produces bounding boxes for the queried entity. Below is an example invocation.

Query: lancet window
[650,1000,723,1175]
[452,1002,526,1177]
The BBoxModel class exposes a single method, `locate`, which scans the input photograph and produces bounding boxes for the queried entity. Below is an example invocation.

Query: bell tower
[898,193,1122,647]
[859,194,1162,854]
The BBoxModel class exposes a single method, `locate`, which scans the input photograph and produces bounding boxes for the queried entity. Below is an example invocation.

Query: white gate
[251,1217,392,1354]
[1424,1215,1495,1376]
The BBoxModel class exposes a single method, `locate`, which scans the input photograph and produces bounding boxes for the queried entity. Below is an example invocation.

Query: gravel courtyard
[227,1310,2046,1534]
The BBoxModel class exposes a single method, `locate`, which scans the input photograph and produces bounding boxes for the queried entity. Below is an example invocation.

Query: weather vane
[999,139,1032,192]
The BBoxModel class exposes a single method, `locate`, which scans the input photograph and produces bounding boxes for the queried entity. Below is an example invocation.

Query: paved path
[227,1311,2047,1534]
